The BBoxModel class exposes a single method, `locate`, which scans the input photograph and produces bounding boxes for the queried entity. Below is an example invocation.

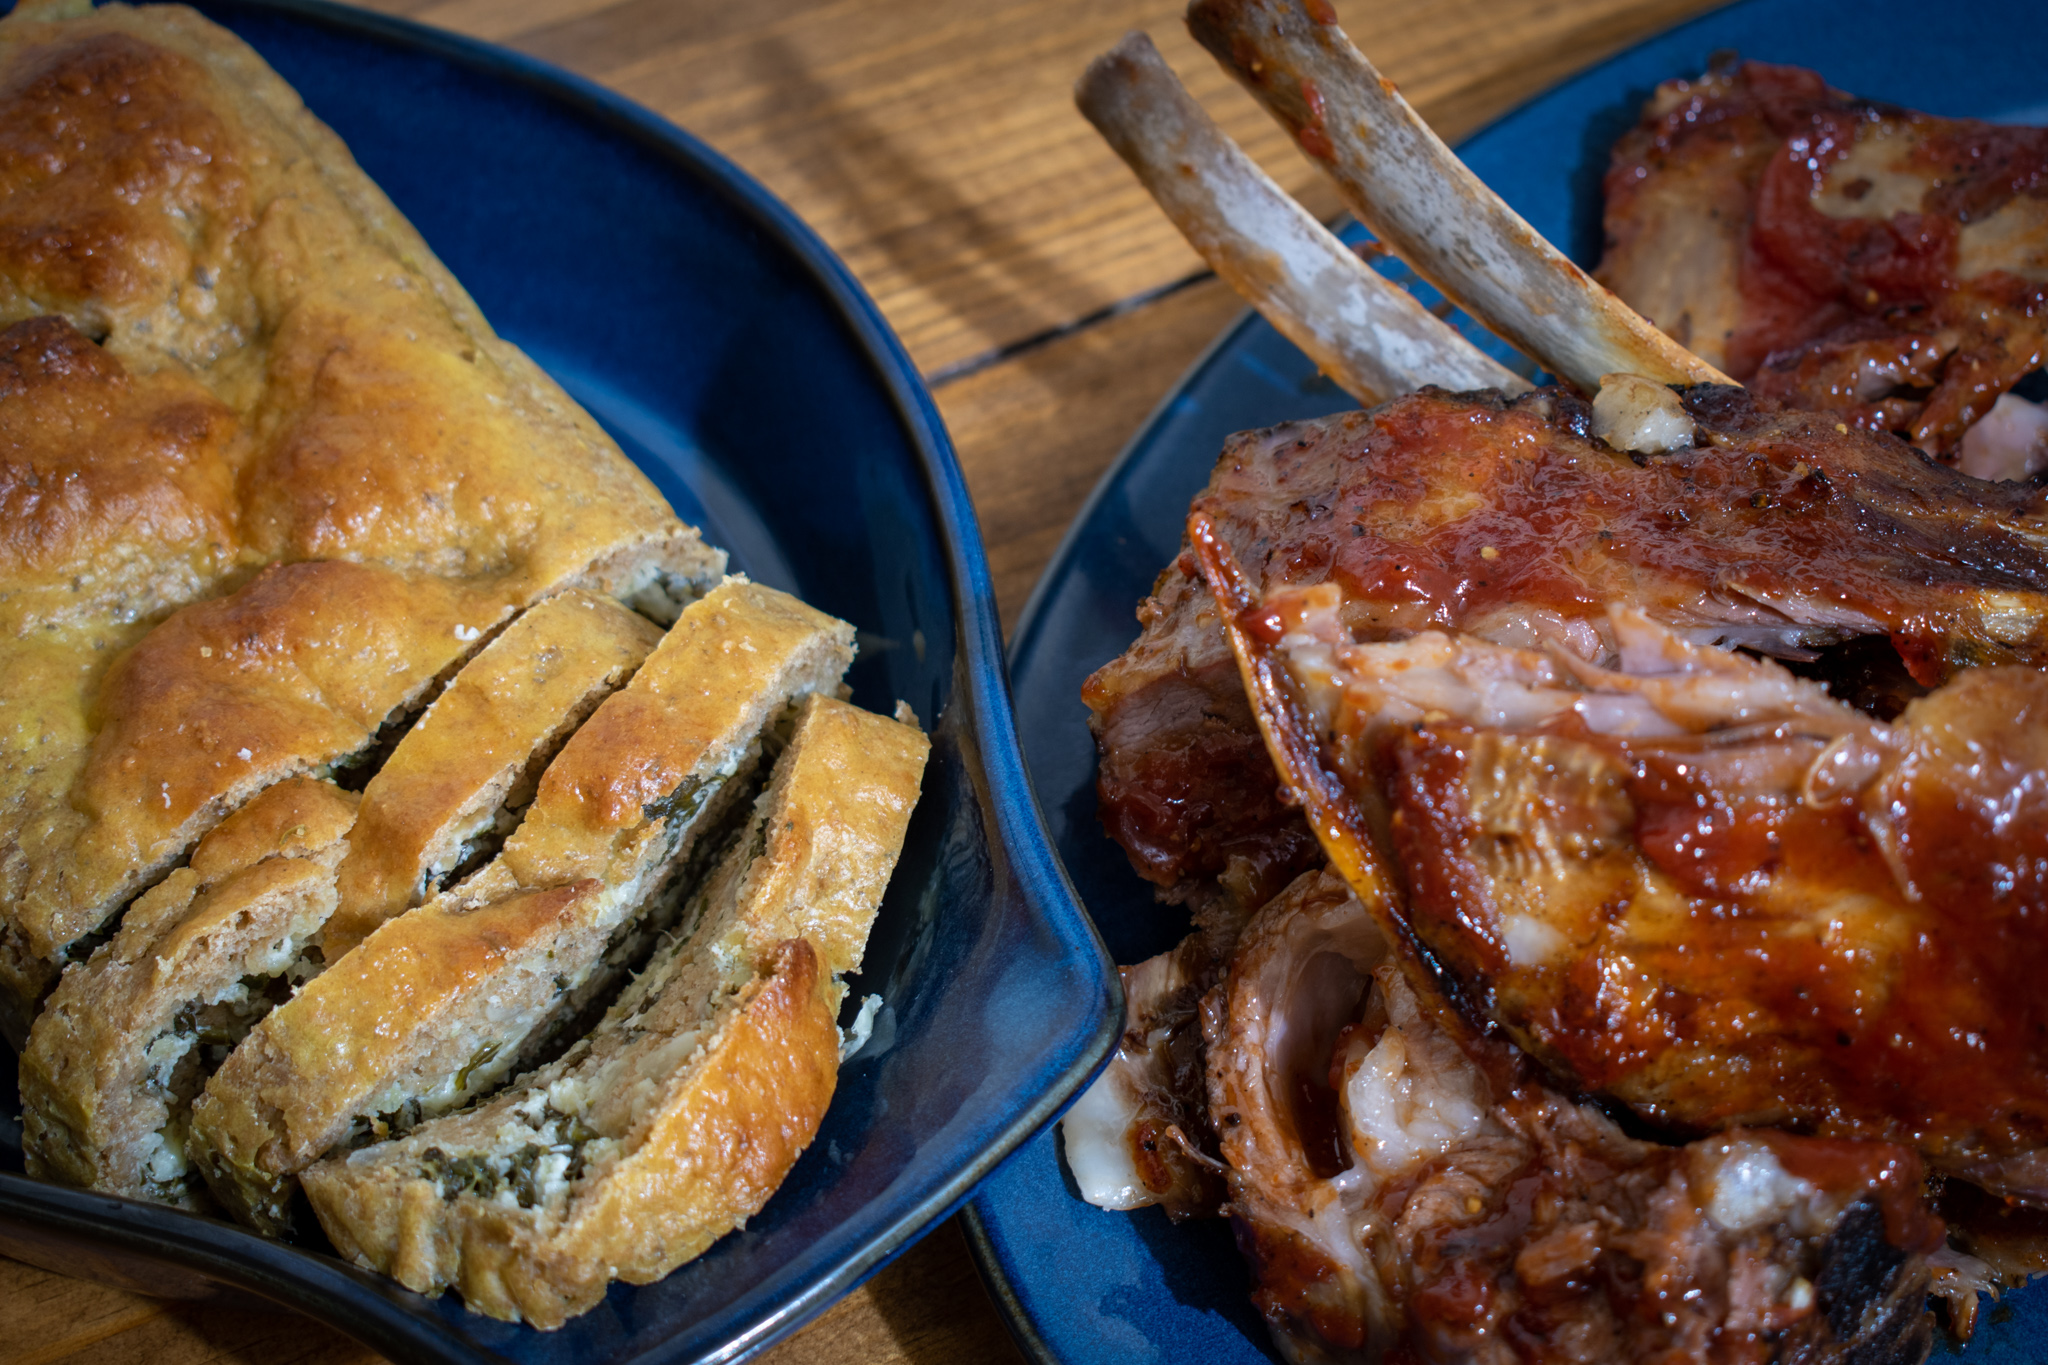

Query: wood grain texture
[4,0,1733,1359]
[942,274,1251,633]
[360,0,1725,376]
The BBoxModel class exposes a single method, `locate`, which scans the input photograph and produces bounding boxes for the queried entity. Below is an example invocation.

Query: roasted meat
[1085,561,1324,907]
[1069,2,2048,1356]
[1090,379,2048,904]
[1058,897,1234,1219]
[1068,870,1954,1364]
[1189,384,2048,679]
[1597,59,2048,468]
[1180,384,2048,1189]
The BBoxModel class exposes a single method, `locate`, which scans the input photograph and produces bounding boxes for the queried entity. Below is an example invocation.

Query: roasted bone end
[1061,926,1240,1218]
[1184,0,1731,393]
[1592,373,1697,454]
[1077,31,1525,404]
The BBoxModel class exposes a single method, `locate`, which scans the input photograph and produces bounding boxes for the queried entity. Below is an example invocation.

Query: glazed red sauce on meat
[1235,1216,1371,1351]
[1604,59,2048,451]
[1752,1131,1943,1253]
[1389,717,2048,1161]
[1215,394,2046,684]
[1654,62,2048,429]
[1090,657,1323,893]
[1744,107,1961,353]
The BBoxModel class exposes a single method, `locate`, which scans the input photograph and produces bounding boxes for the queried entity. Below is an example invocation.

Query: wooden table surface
[1,0,1727,1359]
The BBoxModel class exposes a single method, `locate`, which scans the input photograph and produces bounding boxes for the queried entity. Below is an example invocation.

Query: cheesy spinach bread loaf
[0,0,722,1040]
[303,695,929,1327]
[3,0,933,1327]
[187,580,856,1234]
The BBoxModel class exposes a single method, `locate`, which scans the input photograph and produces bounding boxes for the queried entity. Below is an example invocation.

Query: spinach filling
[416,1108,602,1208]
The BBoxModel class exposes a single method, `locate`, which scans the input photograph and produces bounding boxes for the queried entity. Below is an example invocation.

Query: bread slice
[0,0,724,1041]
[302,693,929,1327]
[188,580,855,1234]
[19,778,359,1208]
[324,592,664,959]
[2,561,519,1013]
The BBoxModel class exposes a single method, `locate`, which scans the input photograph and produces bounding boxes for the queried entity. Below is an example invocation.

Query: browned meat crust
[1597,59,2048,455]
[1085,381,2048,928]
[1085,556,1321,907]
[1174,386,2048,1192]
[1201,871,1943,1364]
[1193,386,2048,679]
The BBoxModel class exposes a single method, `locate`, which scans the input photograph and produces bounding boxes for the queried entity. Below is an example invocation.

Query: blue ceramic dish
[0,2,1120,1361]
[967,0,2048,1360]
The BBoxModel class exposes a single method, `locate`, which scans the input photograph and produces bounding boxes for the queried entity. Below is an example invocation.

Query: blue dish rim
[963,284,1260,1365]
[0,1,1122,1360]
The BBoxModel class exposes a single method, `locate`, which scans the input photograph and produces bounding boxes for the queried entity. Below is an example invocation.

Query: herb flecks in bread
[303,694,929,1328]
[4,560,518,1016]
[326,592,666,960]
[0,0,723,1038]
[20,777,359,1208]
[2,0,931,1325]
[187,579,855,1236]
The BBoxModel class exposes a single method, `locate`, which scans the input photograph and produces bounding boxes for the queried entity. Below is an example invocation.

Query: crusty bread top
[734,694,929,979]
[15,560,517,967]
[298,700,926,1326]
[326,592,665,958]
[480,578,858,893]
[186,579,858,1217]
[0,316,240,641]
[0,0,727,1023]
[305,937,837,1328]
[0,0,713,593]
[129,776,361,961]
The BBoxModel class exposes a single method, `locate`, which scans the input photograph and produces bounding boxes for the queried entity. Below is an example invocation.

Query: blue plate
[0,2,1120,1361]
[967,0,2048,1360]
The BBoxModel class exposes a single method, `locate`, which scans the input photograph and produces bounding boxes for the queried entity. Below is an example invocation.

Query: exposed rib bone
[1185,0,1732,391]
[1077,31,1527,404]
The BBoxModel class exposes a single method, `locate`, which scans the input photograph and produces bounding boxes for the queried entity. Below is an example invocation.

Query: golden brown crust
[0,0,720,596]
[3,7,923,1326]
[20,776,357,1206]
[298,692,926,1326]
[183,775,358,883]
[0,9,254,351]
[189,879,604,1232]
[189,580,855,1233]
[305,939,837,1329]
[482,578,857,892]
[0,0,724,1033]
[17,560,515,967]
[325,593,664,958]
[0,316,241,637]
[739,694,930,979]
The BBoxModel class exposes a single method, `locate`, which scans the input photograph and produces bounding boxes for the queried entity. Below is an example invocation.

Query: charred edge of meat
[1187,508,1403,921]
[1783,1199,1937,1365]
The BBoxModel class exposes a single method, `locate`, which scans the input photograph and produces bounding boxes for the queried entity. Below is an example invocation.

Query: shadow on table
[744,31,1108,378]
